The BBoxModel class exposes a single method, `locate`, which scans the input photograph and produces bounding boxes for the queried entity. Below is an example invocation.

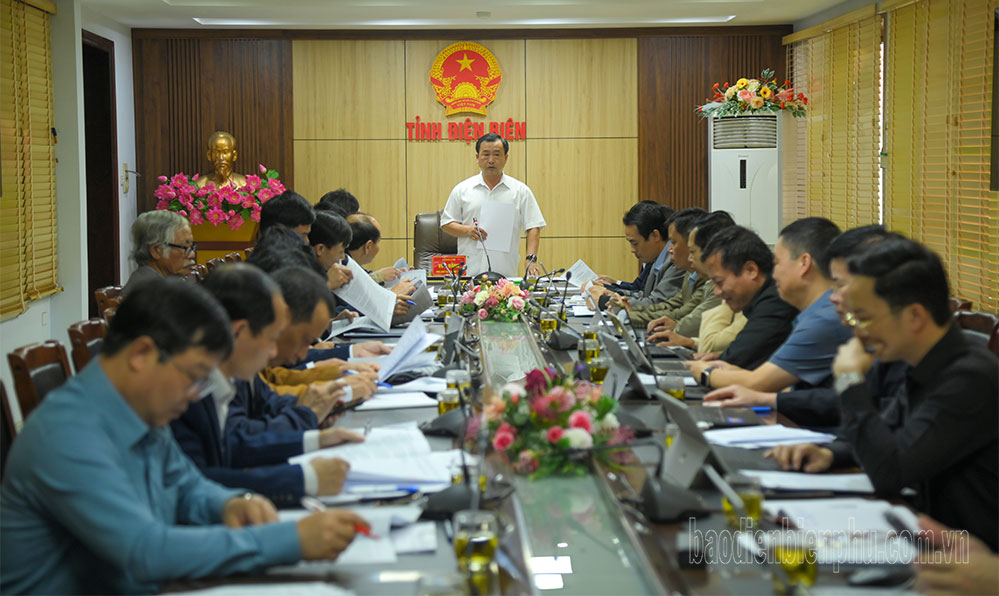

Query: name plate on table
[431,255,466,276]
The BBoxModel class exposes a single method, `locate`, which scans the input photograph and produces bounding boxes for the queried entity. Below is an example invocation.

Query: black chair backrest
[67,318,109,373]
[7,340,73,422]
[413,210,458,271]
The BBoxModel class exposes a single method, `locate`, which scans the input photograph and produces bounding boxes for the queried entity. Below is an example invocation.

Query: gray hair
[131,211,189,266]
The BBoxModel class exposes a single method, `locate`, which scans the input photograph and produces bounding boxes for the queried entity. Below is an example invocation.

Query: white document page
[355,391,437,411]
[479,202,516,253]
[325,315,385,339]
[703,425,837,449]
[391,280,433,326]
[173,582,353,596]
[738,469,875,493]
[277,509,397,567]
[566,259,599,288]
[332,256,397,332]
[378,376,447,394]
[391,522,438,555]
[376,318,441,381]
[290,422,432,465]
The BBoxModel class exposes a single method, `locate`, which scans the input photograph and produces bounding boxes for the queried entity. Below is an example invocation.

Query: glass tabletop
[478,320,547,388]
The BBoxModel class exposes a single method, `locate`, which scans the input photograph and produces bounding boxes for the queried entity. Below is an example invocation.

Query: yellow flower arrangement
[699,69,808,119]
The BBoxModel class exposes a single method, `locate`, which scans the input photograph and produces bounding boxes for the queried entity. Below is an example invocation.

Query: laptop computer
[657,391,778,489]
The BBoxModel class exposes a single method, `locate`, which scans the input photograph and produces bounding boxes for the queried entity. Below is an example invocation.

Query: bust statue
[195,131,247,189]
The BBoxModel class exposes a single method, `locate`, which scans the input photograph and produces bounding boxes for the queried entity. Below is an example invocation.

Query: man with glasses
[767,238,998,551]
[123,210,197,297]
[0,278,368,594]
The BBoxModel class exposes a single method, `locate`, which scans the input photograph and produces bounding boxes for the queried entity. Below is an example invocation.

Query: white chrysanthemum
[564,428,593,449]
[474,290,490,306]
[747,79,760,92]
[725,86,738,100]
[594,412,620,433]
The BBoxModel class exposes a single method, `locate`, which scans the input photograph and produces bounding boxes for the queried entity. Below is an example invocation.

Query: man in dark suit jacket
[170,264,361,506]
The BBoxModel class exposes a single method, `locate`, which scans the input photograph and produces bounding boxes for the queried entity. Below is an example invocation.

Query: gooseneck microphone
[471,218,502,282]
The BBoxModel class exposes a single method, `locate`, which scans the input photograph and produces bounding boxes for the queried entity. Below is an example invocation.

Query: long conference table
[170,284,911,595]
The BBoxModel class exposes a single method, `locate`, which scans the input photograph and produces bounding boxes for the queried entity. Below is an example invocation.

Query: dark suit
[228,375,318,435]
[170,396,307,507]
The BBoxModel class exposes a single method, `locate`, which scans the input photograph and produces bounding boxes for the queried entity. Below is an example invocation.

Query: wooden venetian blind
[784,10,882,230]
[883,0,998,312]
[0,0,59,320]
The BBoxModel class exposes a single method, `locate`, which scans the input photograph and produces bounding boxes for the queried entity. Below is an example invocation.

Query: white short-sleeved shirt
[440,172,546,278]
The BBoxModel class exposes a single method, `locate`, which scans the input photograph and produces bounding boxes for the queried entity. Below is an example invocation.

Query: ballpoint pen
[300,496,378,539]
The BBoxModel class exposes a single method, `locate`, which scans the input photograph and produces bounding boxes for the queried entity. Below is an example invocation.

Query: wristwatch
[525,254,537,262]
[834,371,865,394]
[700,366,717,387]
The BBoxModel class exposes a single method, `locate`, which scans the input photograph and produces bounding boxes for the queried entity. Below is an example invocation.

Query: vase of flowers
[698,69,808,119]
[476,367,634,479]
[459,278,531,322]
[153,164,286,231]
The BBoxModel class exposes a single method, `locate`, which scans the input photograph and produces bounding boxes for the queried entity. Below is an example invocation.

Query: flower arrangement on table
[459,278,531,322]
[478,368,634,478]
[698,69,808,119]
[153,165,286,230]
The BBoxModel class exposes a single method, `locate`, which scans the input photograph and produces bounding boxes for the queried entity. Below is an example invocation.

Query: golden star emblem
[456,53,475,71]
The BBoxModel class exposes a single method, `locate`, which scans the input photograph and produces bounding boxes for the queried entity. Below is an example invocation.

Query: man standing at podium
[441,133,546,278]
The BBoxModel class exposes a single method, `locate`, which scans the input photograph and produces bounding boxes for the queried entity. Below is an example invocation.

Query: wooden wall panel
[405,140,526,225]
[542,238,636,282]
[293,140,407,237]
[525,138,638,237]
[293,40,406,140]
[526,39,637,138]
[405,39,527,126]
[366,239,412,272]
[637,30,789,211]
[132,37,293,213]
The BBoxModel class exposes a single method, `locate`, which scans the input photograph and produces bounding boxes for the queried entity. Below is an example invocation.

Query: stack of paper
[376,318,441,382]
[704,425,837,449]
[740,498,921,564]
[289,422,451,487]
[738,469,875,493]
[332,256,397,332]
[356,391,437,411]
[377,377,447,394]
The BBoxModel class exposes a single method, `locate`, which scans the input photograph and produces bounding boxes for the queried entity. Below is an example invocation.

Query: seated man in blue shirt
[172,263,365,507]
[690,218,852,391]
[0,278,367,595]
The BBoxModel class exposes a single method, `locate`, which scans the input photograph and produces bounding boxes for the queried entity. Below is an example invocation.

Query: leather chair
[95,285,122,316]
[244,246,254,259]
[954,310,999,356]
[103,305,118,324]
[7,340,72,422]
[205,257,224,272]
[187,263,207,283]
[413,210,458,271]
[2,382,17,477]
[67,318,108,373]
[949,297,973,312]
[224,251,243,263]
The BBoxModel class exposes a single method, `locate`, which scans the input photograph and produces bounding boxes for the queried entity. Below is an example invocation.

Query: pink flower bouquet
[153,165,285,230]
[481,367,633,478]
[699,68,808,119]
[459,278,531,322]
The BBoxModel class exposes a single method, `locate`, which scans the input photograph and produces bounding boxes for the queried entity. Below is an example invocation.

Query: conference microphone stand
[471,218,502,283]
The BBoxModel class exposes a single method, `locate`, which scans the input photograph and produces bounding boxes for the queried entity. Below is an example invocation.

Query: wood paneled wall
[131,27,788,279]
[132,36,294,212]
[638,29,790,211]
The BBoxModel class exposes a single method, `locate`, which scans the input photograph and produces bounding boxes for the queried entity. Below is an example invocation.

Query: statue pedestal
[191,221,258,264]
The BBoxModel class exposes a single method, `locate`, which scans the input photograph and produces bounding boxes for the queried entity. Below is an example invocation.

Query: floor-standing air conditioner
[708,114,781,245]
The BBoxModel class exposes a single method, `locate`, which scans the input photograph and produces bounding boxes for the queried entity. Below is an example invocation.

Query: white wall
[0,0,93,426]
[82,7,137,283]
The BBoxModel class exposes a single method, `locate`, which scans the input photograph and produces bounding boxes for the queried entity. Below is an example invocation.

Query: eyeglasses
[171,361,213,394]
[843,311,874,331]
[166,243,198,255]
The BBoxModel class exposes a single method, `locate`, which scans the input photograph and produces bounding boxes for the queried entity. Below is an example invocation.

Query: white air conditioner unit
[708,114,782,245]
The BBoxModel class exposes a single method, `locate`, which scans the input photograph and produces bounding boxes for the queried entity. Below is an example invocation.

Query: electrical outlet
[121,162,130,194]
[40,310,47,326]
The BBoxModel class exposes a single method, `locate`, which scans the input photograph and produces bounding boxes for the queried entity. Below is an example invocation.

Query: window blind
[0,0,59,320]
[883,0,998,312]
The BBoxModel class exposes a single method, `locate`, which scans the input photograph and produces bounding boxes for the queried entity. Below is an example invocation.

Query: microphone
[471,218,502,282]
[571,438,707,523]
[527,295,581,351]
[521,254,538,291]
[422,365,476,518]
[556,271,572,322]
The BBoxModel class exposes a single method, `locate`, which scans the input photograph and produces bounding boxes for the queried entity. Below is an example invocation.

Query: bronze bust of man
[195,131,247,189]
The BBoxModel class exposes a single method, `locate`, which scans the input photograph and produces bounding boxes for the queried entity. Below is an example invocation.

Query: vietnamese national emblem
[429,42,502,117]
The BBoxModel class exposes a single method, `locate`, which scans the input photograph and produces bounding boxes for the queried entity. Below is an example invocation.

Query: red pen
[354,523,379,540]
